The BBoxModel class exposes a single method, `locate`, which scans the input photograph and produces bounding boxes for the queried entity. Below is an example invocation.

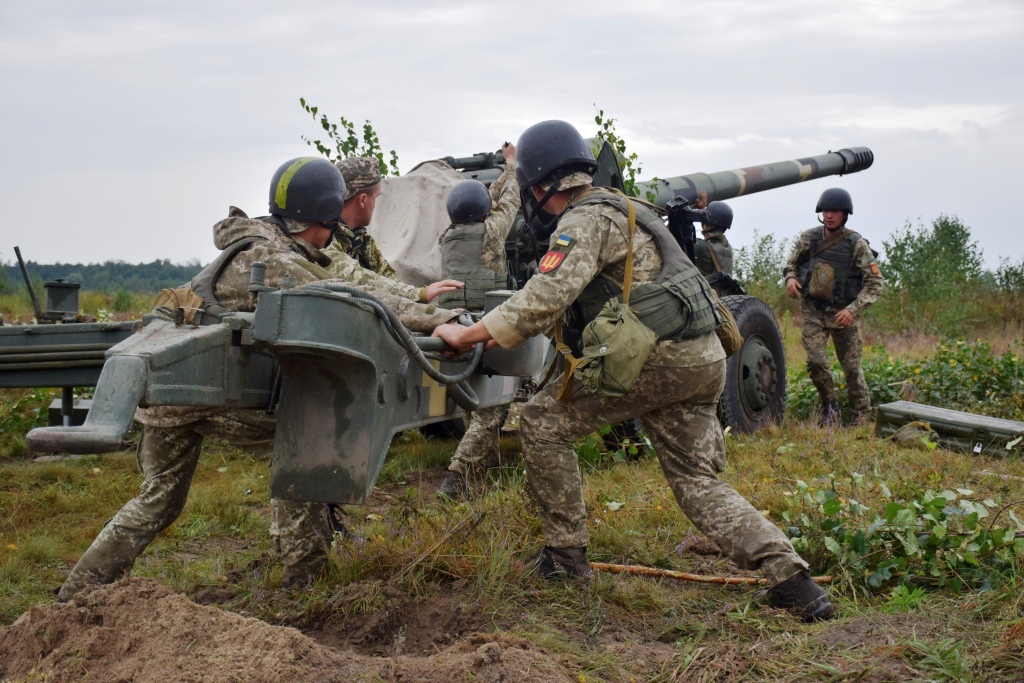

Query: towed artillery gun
[445,144,875,432]
[25,270,547,504]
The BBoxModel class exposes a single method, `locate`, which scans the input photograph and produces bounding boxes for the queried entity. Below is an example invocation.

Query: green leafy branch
[299,98,400,177]
[592,107,658,203]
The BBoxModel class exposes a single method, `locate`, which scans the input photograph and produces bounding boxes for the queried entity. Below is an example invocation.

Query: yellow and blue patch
[539,235,575,273]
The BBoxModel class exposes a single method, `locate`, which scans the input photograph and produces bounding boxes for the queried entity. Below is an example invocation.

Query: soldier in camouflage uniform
[436,143,520,498]
[784,188,883,425]
[58,158,458,601]
[328,156,394,277]
[325,156,463,303]
[693,190,734,279]
[434,121,833,621]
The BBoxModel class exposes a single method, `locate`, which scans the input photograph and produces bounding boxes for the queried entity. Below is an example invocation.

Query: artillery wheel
[719,295,787,433]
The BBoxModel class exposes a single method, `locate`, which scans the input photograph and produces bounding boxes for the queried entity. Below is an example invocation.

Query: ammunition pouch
[577,298,657,398]
[797,227,864,309]
[808,262,836,302]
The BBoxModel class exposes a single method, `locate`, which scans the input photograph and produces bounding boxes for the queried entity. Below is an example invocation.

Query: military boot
[817,399,841,427]
[529,546,593,581]
[767,570,835,622]
[281,556,328,591]
[436,470,469,500]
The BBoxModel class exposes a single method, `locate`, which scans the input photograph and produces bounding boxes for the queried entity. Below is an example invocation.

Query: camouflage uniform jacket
[783,225,884,324]
[326,223,398,279]
[137,207,455,427]
[323,228,427,303]
[481,188,725,368]
[439,161,521,273]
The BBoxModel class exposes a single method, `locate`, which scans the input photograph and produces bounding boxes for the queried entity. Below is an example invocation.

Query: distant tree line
[0,259,204,295]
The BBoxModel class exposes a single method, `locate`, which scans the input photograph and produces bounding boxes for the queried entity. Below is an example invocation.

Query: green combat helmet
[815,187,853,215]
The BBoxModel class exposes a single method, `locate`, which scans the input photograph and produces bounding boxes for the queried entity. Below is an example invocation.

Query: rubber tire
[719,295,787,433]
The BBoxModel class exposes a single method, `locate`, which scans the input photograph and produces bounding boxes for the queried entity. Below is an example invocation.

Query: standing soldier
[434,121,833,621]
[437,143,520,498]
[783,189,883,426]
[58,158,459,600]
[693,192,735,280]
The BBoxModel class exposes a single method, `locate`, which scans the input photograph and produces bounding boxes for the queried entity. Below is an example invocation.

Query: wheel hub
[739,336,778,414]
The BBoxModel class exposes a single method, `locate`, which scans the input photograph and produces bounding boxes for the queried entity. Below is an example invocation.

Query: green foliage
[592,107,657,202]
[871,215,989,336]
[2,259,202,294]
[0,388,55,457]
[783,471,1024,592]
[787,340,1024,421]
[996,255,1024,295]
[299,98,400,177]
[112,289,135,312]
[733,230,793,311]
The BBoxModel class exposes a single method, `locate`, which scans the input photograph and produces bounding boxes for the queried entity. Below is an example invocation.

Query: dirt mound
[0,579,568,683]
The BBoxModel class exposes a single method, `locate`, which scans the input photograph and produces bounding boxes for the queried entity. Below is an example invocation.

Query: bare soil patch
[0,579,569,683]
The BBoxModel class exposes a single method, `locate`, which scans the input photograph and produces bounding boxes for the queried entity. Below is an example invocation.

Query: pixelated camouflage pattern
[520,356,808,585]
[270,499,332,583]
[60,417,273,600]
[538,171,593,192]
[801,303,871,415]
[329,225,397,278]
[336,156,382,201]
[64,207,457,599]
[483,189,700,354]
[783,224,882,417]
[442,166,520,472]
[783,226,883,319]
[323,237,423,301]
[447,405,505,476]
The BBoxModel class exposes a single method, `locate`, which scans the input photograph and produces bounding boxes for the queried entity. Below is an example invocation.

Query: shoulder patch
[538,235,575,274]
[869,260,881,276]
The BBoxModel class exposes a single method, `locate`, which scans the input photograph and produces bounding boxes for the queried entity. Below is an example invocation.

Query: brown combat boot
[528,546,593,581]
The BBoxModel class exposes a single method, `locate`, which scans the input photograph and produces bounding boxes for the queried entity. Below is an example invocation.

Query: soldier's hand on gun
[785,277,802,299]
[425,279,464,301]
[834,308,854,328]
[696,189,708,210]
[432,321,498,355]
[502,142,516,165]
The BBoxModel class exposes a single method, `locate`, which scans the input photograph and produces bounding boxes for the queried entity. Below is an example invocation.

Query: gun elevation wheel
[719,295,786,433]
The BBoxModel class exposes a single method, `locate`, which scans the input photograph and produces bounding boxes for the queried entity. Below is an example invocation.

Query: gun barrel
[442,151,502,172]
[636,147,874,209]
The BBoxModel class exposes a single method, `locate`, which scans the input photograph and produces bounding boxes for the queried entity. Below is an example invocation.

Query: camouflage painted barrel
[635,147,874,208]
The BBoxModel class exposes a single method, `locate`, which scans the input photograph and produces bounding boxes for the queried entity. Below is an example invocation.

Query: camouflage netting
[0,579,567,683]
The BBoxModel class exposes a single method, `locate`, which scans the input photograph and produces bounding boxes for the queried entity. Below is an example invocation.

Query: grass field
[3,420,1024,681]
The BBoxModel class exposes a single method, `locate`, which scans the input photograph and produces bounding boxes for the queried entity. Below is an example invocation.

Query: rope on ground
[590,562,833,585]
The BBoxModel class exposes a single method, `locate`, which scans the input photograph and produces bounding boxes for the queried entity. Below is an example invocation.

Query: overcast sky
[1,0,1022,269]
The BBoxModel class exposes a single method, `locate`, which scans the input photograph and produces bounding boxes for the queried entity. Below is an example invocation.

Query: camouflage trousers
[447,405,506,477]
[801,306,870,415]
[519,357,808,585]
[59,415,330,601]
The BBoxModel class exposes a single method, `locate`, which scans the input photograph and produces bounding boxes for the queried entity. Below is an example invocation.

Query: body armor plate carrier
[796,227,864,309]
[438,221,509,311]
[563,192,721,353]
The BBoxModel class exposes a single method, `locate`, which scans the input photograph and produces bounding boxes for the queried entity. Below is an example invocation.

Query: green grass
[4,422,1024,680]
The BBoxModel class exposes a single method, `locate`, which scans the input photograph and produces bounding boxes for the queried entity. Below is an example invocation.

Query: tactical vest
[437,221,509,311]
[797,227,864,308]
[695,236,733,277]
[563,192,721,353]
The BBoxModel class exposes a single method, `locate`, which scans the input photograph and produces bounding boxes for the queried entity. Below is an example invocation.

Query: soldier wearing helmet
[58,158,460,601]
[435,144,521,499]
[784,187,884,426]
[432,121,833,621]
[693,190,734,279]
